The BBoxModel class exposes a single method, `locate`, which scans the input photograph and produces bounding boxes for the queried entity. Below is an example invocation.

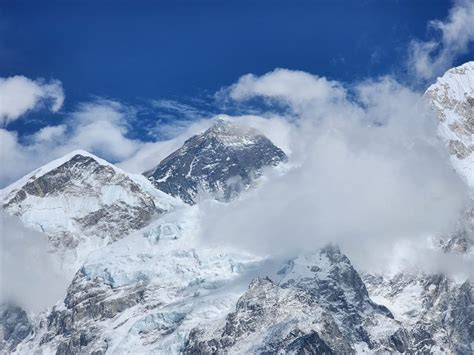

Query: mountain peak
[184,117,262,149]
[205,117,257,136]
[1,150,178,271]
[145,120,287,204]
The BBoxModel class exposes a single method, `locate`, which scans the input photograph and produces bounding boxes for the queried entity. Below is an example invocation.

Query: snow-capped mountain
[144,118,287,204]
[2,64,474,354]
[1,150,180,272]
[426,61,474,187]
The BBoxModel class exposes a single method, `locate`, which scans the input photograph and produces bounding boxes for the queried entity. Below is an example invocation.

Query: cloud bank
[198,69,470,274]
[0,76,64,125]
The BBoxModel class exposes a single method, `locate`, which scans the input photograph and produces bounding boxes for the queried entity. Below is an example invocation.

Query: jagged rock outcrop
[144,118,287,204]
[184,247,412,354]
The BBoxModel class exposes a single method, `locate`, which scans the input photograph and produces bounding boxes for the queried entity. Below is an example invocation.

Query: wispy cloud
[148,98,217,139]
[408,0,474,82]
[151,99,203,118]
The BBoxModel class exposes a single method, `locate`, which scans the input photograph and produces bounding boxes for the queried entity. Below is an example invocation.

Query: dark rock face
[144,119,287,204]
[284,331,334,354]
[0,304,32,352]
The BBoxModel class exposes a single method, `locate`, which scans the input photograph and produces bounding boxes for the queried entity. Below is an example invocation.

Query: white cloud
[0,75,64,125]
[228,68,347,109]
[0,100,142,187]
[0,210,69,312]
[408,0,474,81]
[0,129,33,185]
[63,100,141,161]
[30,124,67,144]
[198,69,470,275]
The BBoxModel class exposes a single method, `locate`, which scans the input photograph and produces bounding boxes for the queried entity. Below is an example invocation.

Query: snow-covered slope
[1,150,181,272]
[426,61,474,187]
[363,271,473,354]
[14,204,265,354]
[144,118,287,204]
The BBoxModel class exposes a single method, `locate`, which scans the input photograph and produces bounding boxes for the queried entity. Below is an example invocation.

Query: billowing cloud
[0,210,69,312]
[228,68,347,109]
[63,100,141,160]
[198,69,470,275]
[408,0,474,81]
[0,99,142,187]
[0,75,64,125]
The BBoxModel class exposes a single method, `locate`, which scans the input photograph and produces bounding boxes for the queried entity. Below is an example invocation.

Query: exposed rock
[184,247,407,354]
[144,118,287,204]
[0,304,32,352]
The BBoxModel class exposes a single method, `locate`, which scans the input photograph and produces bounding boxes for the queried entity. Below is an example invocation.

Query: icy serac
[426,61,474,187]
[0,150,180,272]
[144,118,287,204]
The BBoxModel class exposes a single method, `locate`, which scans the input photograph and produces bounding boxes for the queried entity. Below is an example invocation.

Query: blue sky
[1,1,454,96]
[0,1,464,121]
[0,0,473,186]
